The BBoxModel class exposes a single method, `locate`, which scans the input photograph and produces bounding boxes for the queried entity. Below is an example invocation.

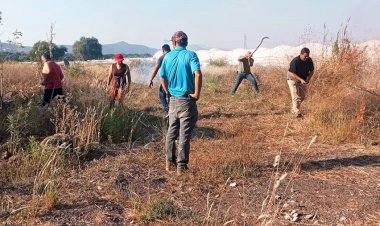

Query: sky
[0,0,379,49]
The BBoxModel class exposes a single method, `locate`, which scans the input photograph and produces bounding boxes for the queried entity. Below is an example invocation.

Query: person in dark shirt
[148,44,171,113]
[231,51,259,94]
[287,47,314,117]
[107,54,131,108]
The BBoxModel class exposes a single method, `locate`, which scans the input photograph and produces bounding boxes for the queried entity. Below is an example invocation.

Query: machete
[250,36,269,57]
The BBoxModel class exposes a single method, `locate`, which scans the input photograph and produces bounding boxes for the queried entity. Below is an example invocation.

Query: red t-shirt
[43,61,63,89]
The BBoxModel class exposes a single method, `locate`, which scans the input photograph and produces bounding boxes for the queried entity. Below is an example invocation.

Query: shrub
[208,58,229,67]
[300,38,378,142]
[5,104,52,153]
[49,96,104,156]
[204,74,223,93]
[140,199,179,221]
[66,62,86,77]
[100,107,142,144]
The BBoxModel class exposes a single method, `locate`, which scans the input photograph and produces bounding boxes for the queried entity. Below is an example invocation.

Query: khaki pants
[287,79,306,114]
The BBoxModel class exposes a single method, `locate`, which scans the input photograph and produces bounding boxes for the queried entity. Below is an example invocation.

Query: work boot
[165,163,176,172]
[176,166,189,176]
[295,112,303,118]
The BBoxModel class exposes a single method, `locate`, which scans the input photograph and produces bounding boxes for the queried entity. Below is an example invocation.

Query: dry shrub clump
[208,58,229,67]
[303,39,380,142]
[49,95,104,157]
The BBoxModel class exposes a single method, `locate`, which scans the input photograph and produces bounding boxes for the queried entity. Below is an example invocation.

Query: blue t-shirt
[159,46,201,97]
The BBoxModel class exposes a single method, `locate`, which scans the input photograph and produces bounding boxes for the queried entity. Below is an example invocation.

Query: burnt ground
[1,107,379,226]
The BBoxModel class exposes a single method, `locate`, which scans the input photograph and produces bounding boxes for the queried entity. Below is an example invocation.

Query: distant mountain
[187,44,210,51]
[0,42,31,53]
[103,41,157,55]
[63,41,157,55]
[2,41,157,55]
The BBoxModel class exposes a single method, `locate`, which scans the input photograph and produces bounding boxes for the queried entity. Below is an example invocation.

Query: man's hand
[148,80,153,88]
[300,79,307,85]
[189,93,199,101]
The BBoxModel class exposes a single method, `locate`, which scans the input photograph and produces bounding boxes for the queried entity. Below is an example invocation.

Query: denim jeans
[166,96,198,169]
[231,73,259,93]
[159,85,169,112]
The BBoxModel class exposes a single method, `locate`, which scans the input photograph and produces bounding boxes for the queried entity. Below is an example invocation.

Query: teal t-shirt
[159,46,201,97]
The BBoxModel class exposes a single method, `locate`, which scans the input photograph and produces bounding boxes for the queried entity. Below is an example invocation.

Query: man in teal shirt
[160,31,203,176]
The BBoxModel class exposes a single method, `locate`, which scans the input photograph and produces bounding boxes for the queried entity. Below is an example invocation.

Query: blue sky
[1,0,379,49]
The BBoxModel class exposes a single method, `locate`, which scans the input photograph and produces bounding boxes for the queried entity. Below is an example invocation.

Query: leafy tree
[72,36,102,60]
[29,41,67,61]
[63,53,74,61]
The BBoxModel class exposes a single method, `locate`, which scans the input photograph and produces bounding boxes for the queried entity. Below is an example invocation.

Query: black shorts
[42,88,64,106]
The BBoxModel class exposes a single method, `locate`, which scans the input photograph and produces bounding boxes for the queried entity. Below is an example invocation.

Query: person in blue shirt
[159,31,203,176]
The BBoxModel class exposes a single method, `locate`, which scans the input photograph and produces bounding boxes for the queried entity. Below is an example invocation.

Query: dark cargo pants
[166,96,198,169]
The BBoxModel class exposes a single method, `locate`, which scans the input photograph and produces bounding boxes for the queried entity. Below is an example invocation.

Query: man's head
[300,48,310,61]
[41,52,51,62]
[162,44,171,53]
[245,51,252,58]
[171,31,188,48]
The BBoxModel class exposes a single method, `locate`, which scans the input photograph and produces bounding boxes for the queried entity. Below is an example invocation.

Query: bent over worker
[231,51,259,94]
[287,47,314,118]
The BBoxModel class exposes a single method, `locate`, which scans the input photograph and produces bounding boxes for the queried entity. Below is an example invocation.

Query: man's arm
[58,66,64,80]
[189,70,203,100]
[41,62,51,85]
[306,70,314,83]
[160,77,169,94]
[306,59,315,82]
[107,65,113,86]
[249,57,254,66]
[148,64,160,88]
[159,57,168,93]
[238,56,246,61]
[289,72,307,84]
[42,62,51,76]
[126,67,131,93]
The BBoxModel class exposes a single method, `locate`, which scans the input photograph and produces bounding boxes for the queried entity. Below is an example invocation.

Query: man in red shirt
[41,53,64,106]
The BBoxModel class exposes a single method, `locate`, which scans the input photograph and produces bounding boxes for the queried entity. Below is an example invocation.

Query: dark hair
[178,38,188,47]
[162,44,171,52]
[42,52,51,60]
[301,48,310,54]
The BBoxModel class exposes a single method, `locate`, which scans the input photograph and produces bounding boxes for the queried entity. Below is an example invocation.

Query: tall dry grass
[0,38,379,224]
[0,60,160,185]
[302,40,380,143]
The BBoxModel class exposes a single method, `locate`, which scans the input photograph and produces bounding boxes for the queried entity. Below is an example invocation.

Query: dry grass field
[0,42,379,225]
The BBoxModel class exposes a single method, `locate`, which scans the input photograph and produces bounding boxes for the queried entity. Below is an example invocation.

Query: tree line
[30,36,103,61]
[2,37,152,62]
